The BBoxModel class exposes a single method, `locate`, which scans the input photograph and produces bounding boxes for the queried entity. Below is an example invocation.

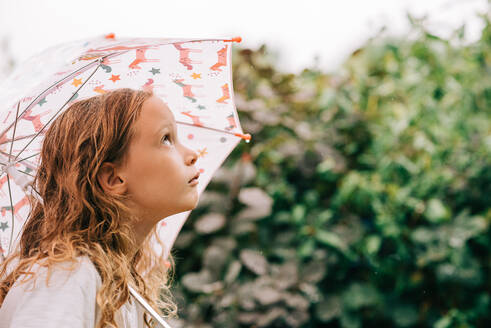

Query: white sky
[0,0,489,74]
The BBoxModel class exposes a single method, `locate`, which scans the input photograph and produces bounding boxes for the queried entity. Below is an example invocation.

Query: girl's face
[119,95,199,222]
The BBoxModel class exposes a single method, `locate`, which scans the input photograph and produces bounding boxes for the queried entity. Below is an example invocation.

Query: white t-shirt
[0,256,145,328]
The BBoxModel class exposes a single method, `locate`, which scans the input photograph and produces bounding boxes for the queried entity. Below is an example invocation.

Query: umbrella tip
[225,36,242,43]
[105,33,116,40]
[235,132,251,143]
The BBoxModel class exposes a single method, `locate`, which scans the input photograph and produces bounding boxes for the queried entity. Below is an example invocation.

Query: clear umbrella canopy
[0,34,250,260]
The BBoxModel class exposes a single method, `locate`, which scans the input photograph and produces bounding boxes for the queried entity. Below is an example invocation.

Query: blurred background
[1,0,490,327]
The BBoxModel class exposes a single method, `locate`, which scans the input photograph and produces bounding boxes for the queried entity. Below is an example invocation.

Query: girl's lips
[188,172,200,184]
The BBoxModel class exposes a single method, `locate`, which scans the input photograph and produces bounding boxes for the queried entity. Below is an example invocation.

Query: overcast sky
[0,0,488,74]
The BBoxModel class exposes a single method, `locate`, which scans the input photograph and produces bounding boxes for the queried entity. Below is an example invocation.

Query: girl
[0,88,200,327]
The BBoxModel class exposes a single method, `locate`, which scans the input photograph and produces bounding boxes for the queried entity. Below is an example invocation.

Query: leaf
[316,296,342,322]
[391,304,419,327]
[271,261,298,290]
[238,187,273,208]
[173,231,195,249]
[181,270,213,293]
[253,285,282,305]
[230,220,257,235]
[237,282,256,311]
[411,227,434,244]
[238,312,261,325]
[196,191,227,210]
[316,230,349,255]
[235,206,271,221]
[257,307,287,327]
[298,238,316,258]
[194,213,226,234]
[224,260,242,284]
[212,237,237,251]
[203,245,228,278]
[284,309,310,327]
[424,198,450,223]
[342,283,381,310]
[237,188,273,221]
[236,157,257,186]
[364,235,381,255]
[292,205,306,224]
[239,249,269,275]
[283,292,310,310]
[301,260,327,284]
[340,311,361,328]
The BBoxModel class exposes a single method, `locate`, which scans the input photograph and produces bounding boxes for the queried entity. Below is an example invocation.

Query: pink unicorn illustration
[129,48,159,69]
[210,45,228,72]
[216,84,230,104]
[173,79,203,103]
[173,43,202,70]
[21,109,51,132]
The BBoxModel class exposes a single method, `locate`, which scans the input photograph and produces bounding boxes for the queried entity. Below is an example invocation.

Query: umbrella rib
[0,150,37,171]
[175,121,251,141]
[0,134,39,146]
[13,61,103,161]
[31,186,42,199]
[17,153,39,164]
[6,175,15,254]
[0,58,102,140]
[8,101,21,159]
[17,170,35,178]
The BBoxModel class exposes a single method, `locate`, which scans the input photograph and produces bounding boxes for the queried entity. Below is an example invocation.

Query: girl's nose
[185,146,198,166]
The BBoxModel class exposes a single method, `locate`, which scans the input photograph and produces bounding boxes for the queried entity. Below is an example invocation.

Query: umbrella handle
[128,285,173,328]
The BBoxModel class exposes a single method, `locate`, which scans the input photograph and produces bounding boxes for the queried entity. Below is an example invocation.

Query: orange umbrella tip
[225,36,242,43]
[105,33,116,40]
[235,132,251,142]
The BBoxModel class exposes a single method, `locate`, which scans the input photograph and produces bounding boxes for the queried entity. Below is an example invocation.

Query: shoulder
[0,256,102,327]
[17,255,101,290]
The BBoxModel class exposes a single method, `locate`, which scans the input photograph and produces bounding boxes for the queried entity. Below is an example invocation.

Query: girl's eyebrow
[155,122,173,135]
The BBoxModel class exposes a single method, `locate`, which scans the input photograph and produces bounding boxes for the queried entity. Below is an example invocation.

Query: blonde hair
[0,88,176,327]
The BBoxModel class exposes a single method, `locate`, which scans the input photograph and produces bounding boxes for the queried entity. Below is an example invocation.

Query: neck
[128,209,167,257]
[130,218,154,253]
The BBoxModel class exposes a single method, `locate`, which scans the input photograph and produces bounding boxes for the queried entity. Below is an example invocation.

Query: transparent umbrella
[0,33,250,327]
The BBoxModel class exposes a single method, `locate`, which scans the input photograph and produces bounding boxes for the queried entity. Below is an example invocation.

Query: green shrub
[170,14,491,328]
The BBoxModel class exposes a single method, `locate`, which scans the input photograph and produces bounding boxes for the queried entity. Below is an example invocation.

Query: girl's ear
[97,162,127,195]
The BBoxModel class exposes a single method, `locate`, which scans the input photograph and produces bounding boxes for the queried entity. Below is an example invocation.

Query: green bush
[170,14,491,328]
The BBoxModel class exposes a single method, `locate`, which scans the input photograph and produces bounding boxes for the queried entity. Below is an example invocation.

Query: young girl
[0,88,200,327]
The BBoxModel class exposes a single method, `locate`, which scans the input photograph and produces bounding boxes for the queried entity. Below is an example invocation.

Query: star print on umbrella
[72,78,83,87]
[149,67,160,75]
[0,222,8,232]
[37,98,47,106]
[109,74,121,83]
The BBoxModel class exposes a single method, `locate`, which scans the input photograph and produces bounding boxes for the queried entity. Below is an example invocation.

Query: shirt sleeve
[1,258,100,328]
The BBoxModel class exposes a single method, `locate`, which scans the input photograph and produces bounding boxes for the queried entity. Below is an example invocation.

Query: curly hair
[0,88,176,327]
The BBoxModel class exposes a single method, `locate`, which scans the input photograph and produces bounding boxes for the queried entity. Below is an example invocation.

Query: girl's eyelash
[161,134,172,145]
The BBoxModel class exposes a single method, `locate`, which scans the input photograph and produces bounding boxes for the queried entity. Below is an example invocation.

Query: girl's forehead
[142,96,174,120]
[135,96,176,136]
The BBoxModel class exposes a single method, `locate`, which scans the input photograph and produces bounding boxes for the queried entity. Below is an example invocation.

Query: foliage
[169,12,491,328]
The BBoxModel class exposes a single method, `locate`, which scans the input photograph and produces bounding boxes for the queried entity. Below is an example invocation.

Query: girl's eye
[161,134,172,146]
